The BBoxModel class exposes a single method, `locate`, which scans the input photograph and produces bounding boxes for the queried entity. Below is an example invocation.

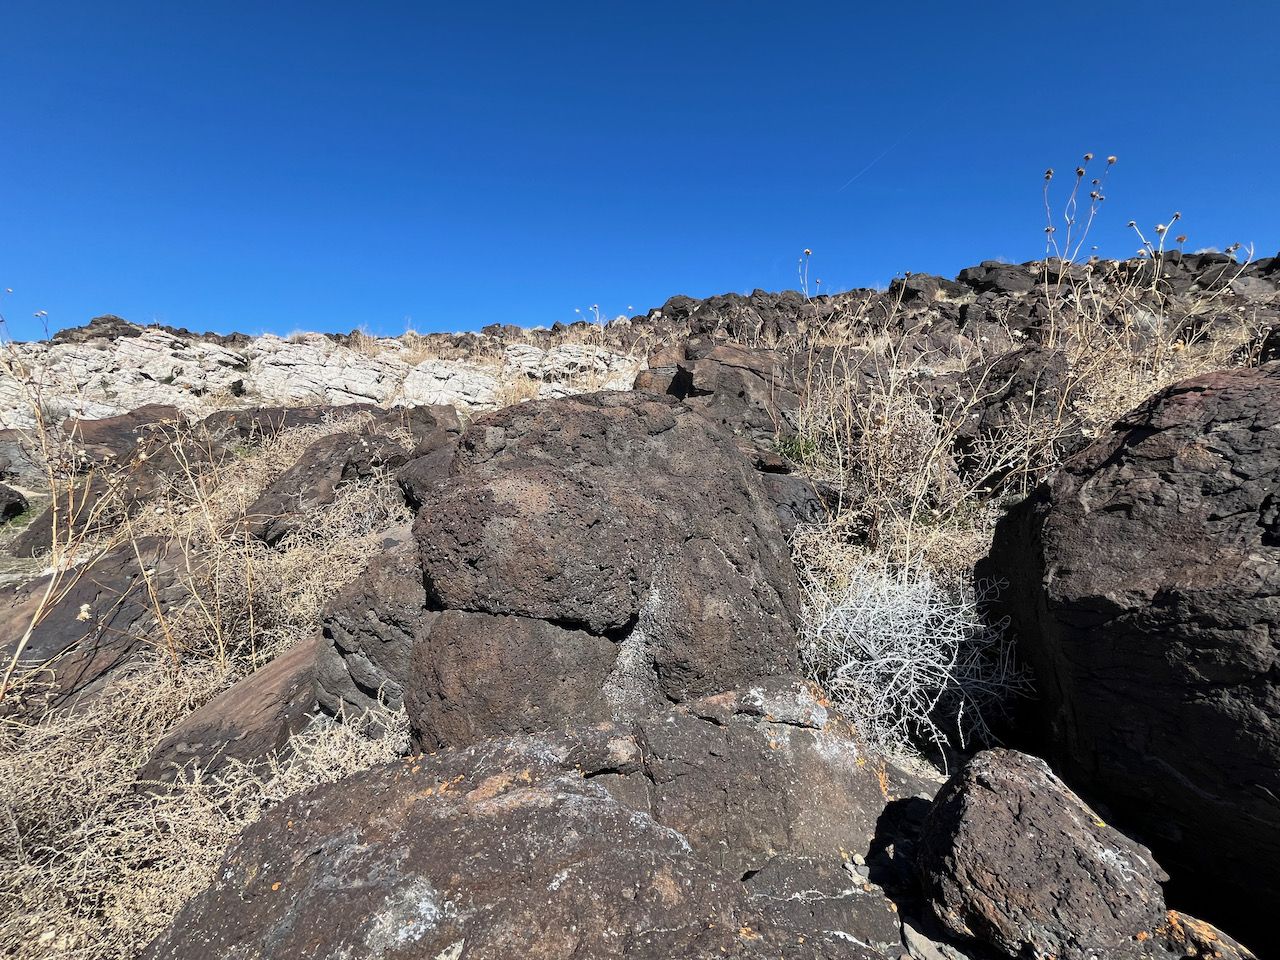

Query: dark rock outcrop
[139,636,321,782]
[243,405,457,545]
[984,365,1280,950]
[916,750,1255,959]
[0,538,186,713]
[145,684,930,960]
[0,483,26,523]
[63,403,182,466]
[406,391,802,748]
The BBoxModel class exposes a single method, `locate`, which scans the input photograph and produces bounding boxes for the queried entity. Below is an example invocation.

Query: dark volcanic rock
[315,524,426,715]
[144,685,926,960]
[242,405,457,545]
[662,338,801,447]
[917,749,1167,959]
[63,403,183,465]
[916,749,1256,960]
[409,609,618,748]
[0,538,186,713]
[139,636,321,782]
[954,345,1081,486]
[0,482,26,523]
[408,391,802,747]
[984,364,1280,950]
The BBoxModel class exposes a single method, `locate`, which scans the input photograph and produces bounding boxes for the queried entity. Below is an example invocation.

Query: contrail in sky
[837,135,904,192]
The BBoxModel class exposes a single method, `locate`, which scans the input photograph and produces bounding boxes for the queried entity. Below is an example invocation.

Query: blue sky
[2,2,1277,340]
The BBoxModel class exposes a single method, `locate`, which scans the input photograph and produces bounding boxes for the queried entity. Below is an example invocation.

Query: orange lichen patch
[271,882,281,892]
[651,867,682,907]
[874,762,890,800]
[1136,930,1150,942]
[737,926,762,942]
[467,772,519,803]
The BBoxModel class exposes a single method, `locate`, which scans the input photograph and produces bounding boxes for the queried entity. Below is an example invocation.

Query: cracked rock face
[406,390,802,748]
[143,684,928,960]
[0,326,643,431]
[916,749,1256,960]
[985,364,1280,951]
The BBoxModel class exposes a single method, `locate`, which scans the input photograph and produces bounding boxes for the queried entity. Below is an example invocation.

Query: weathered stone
[0,538,186,713]
[139,636,321,781]
[62,403,183,465]
[144,687,926,960]
[984,365,1280,952]
[916,749,1256,960]
[410,391,802,746]
[315,524,427,715]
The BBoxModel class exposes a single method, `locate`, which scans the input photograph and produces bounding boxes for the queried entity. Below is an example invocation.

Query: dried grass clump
[0,662,406,960]
[794,527,1025,765]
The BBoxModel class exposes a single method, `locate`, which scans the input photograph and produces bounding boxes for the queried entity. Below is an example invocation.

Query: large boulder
[916,750,1255,959]
[984,365,1280,950]
[139,635,322,782]
[315,524,426,715]
[405,391,802,748]
[62,403,183,466]
[144,684,929,960]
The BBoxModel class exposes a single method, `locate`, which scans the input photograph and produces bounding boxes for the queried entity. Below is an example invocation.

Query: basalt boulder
[402,391,802,749]
[242,405,459,545]
[0,537,187,714]
[984,364,1280,951]
[62,403,183,466]
[144,683,930,960]
[917,749,1254,959]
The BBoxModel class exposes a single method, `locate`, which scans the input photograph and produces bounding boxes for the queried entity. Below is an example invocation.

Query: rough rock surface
[139,636,322,782]
[243,404,459,545]
[145,684,931,960]
[635,338,831,534]
[0,325,642,430]
[406,391,802,747]
[0,538,186,713]
[984,365,1280,950]
[63,403,183,464]
[315,524,433,716]
[916,749,1256,960]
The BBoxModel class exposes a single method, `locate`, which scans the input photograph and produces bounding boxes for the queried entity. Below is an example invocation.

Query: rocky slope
[2,250,1278,959]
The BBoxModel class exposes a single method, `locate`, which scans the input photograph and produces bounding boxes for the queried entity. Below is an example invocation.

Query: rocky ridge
[2,249,1278,959]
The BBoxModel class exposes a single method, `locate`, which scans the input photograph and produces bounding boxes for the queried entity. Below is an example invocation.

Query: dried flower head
[1106,155,1117,164]
[1084,152,1094,161]
[1175,235,1187,244]
[803,248,812,256]
[1044,169,1053,181]
[1075,166,1085,177]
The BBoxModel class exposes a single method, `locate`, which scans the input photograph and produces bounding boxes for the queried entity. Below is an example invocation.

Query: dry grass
[0,663,407,959]
[786,161,1263,761]
[0,395,412,957]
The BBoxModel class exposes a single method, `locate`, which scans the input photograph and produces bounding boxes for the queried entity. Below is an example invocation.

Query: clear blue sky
[2,2,1277,340]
